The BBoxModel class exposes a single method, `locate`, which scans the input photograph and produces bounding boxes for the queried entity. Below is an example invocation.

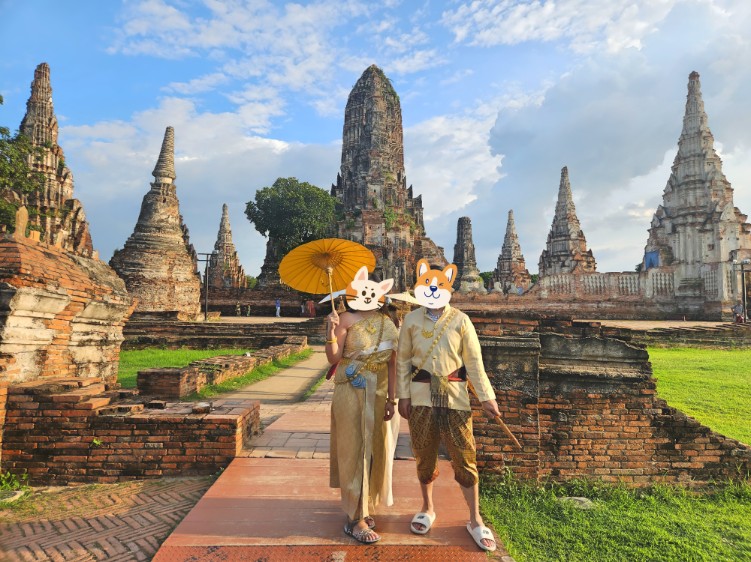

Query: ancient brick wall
[0,382,6,467]
[2,377,259,485]
[0,232,132,385]
[123,318,317,349]
[473,332,751,485]
[137,337,307,399]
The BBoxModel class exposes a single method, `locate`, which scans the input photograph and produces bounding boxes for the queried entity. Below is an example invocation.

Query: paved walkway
[0,346,512,561]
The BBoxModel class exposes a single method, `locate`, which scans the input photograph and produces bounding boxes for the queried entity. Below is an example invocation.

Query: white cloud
[405,108,503,220]
[441,0,678,53]
[164,72,229,95]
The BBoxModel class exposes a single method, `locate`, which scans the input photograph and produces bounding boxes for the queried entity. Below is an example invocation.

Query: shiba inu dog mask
[413,259,457,309]
[346,266,394,311]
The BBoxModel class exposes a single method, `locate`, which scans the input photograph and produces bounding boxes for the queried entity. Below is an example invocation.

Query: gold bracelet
[386,398,397,406]
[325,338,337,344]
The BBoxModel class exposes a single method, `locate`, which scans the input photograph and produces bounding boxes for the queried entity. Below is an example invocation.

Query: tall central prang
[331,65,445,290]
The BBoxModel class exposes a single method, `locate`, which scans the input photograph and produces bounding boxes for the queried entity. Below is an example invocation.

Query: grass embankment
[118,347,315,399]
[118,348,250,389]
[481,347,751,561]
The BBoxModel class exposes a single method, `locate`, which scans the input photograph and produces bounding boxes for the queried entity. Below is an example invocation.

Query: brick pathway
[0,477,212,561]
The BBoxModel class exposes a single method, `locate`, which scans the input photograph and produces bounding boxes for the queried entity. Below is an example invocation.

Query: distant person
[301,301,306,316]
[275,298,281,317]
[246,305,251,317]
[732,301,745,323]
[306,299,316,318]
[235,302,241,316]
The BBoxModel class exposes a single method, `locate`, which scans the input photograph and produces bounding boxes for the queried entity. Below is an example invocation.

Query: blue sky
[2,0,751,277]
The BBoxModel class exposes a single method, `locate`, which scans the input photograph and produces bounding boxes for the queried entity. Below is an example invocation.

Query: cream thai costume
[330,313,399,521]
[396,304,496,487]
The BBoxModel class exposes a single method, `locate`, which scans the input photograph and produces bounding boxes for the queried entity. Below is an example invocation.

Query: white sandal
[410,511,436,534]
[466,522,497,552]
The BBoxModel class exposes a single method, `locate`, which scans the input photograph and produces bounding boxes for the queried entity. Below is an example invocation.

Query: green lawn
[482,476,751,562]
[480,347,751,561]
[648,347,751,445]
[118,348,252,388]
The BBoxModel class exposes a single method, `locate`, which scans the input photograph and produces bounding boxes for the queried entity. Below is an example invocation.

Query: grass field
[482,475,751,562]
[481,346,751,561]
[118,346,315,399]
[118,348,252,388]
[648,347,751,445]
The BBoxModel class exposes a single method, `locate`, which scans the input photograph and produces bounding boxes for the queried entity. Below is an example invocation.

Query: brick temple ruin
[453,216,486,293]
[0,64,265,484]
[472,71,751,320]
[110,126,202,321]
[492,210,532,293]
[328,65,446,289]
[207,204,247,290]
[1,62,749,490]
[235,64,450,310]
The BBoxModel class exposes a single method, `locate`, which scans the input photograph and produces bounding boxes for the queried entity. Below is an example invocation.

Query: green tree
[245,275,258,289]
[245,177,335,255]
[479,271,494,285]
[0,94,45,230]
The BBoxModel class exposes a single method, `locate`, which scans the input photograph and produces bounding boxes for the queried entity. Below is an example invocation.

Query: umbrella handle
[326,267,336,314]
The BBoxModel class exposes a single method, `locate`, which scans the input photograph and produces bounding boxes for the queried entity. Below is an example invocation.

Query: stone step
[48,383,107,403]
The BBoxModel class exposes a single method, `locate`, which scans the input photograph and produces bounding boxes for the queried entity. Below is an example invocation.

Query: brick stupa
[538,166,597,277]
[0,63,132,385]
[330,64,446,289]
[643,71,751,300]
[208,204,247,289]
[453,216,486,293]
[110,127,201,321]
[493,209,531,293]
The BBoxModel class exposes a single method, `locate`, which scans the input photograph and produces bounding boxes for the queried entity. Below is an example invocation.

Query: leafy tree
[245,275,258,289]
[245,177,335,255]
[0,94,45,230]
[479,271,494,285]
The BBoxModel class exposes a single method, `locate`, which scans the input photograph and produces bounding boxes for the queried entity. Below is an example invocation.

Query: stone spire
[493,210,531,293]
[538,166,596,277]
[643,71,751,300]
[110,126,201,320]
[11,62,92,255]
[325,64,445,290]
[332,64,407,212]
[20,62,57,147]
[152,126,176,182]
[452,216,486,293]
[208,204,247,289]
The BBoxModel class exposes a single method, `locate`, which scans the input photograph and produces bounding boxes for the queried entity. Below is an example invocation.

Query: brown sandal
[344,522,381,544]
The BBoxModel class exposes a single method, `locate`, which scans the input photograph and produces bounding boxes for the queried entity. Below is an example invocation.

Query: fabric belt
[411,366,467,383]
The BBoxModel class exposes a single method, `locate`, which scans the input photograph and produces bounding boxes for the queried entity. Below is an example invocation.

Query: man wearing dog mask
[396,259,500,552]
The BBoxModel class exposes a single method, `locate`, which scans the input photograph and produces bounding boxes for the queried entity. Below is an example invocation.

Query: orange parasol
[278,238,376,312]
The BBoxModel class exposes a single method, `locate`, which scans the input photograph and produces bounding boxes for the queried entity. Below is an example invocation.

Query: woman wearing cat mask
[325,266,398,544]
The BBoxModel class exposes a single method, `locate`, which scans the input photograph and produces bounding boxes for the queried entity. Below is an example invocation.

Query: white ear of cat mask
[345,265,394,311]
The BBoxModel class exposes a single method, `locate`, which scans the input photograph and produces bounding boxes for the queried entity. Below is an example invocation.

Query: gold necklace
[363,313,378,334]
[421,315,436,339]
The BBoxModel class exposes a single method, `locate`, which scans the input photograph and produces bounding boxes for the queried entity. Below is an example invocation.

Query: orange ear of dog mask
[413,259,457,309]
[346,265,394,311]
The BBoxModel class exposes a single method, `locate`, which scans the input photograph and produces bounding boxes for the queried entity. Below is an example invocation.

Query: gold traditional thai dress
[330,313,399,521]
